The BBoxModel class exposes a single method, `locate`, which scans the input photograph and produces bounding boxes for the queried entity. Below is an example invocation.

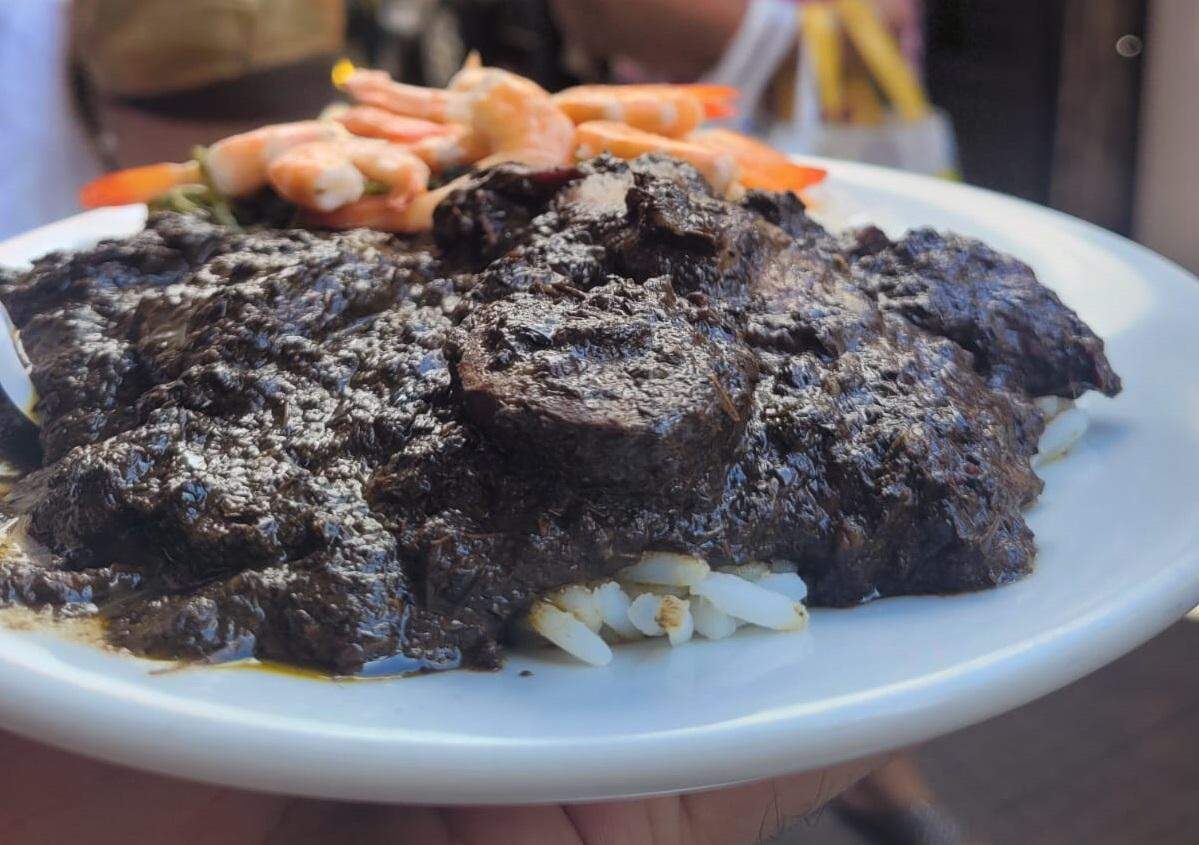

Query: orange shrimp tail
[687,128,826,193]
[679,84,740,119]
[701,99,738,120]
[304,195,393,230]
[302,194,395,228]
[304,193,424,232]
[738,161,828,193]
[575,120,740,193]
[334,106,454,143]
[307,180,463,233]
[78,161,202,209]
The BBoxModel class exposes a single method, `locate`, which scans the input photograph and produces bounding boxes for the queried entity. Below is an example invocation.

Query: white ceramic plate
[1,161,1198,805]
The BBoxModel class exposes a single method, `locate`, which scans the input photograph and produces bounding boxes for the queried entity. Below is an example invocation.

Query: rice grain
[528,602,613,665]
[618,552,710,586]
[691,572,809,631]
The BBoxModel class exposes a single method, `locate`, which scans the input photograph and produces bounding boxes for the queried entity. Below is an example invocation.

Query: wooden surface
[923,0,1064,206]
[1050,0,1147,234]
[783,619,1199,844]
[1134,0,1199,273]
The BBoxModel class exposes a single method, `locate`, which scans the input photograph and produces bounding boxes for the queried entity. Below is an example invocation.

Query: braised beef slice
[849,228,1122,398]
[452,277,756,489]
[0,154,1117,673]
[740,189,833,249]
[432,164,581,264]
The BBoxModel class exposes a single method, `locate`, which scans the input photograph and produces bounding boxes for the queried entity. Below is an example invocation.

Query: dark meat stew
[0,156,1119,674]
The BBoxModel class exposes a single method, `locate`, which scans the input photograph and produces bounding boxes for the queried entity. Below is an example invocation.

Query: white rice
[527,602,613,666]
[617,551,710,586]
[716,561,771,581]
[690,595,738,640]
[690,572,809,631]
[593,581,642,641]
[547,584,603,632]
[754,572,809,602]
[621,582,688,599]
[526,553,810,665]
[627,593,668,636]
[1034,395,1072,420]
[658,595,694,645]
[627,593,693,644]
[1034,400,1089,468]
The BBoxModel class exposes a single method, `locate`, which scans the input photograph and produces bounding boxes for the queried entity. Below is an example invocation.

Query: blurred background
[1,2,1197,842]
[2,0,1195,277]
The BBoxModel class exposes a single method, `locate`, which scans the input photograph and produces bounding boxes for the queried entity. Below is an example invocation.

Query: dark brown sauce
[0,155,1119,677]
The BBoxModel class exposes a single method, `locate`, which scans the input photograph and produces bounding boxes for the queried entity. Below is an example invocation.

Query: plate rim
[1,158,1198,804]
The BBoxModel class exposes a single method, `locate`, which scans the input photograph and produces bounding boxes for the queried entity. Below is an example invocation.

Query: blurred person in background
[0,0,101,238]
[550,0,922,79]
[5,0,931,233]
[70,0,346,169]
[0,0,345,239]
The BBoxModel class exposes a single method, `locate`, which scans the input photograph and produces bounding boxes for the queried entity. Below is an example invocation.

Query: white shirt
[0,0,101,239]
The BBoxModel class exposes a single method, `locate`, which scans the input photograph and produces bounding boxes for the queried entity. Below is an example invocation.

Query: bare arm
[0,729,882,844]
[551,0,923,80]
[550,0,750,79]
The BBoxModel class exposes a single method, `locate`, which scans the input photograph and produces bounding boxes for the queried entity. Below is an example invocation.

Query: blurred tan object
[705,0,800,119]
[764,0,954,179]
[1135,0,1198,272]
[835,0,927,121]
[73,0,345,98]
[842,59,886,126]
[800,2,844,120]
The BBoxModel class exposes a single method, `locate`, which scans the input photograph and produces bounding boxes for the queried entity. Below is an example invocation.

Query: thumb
[564,754,888,845]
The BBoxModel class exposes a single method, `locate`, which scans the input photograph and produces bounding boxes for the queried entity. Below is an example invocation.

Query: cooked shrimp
[574,120,741,194]
[265,142,364,212]
[340,69,461,123]
[687,128,827,193]
[304,180,463,233]
[442,50,490,93]
[341,138,430,207]
[266,138,430,212]
[338,67,486,169]
[331,105,455,143]
[406,124,489,173]
[444,56,576,164]
[204,120,345,197]
[78,121,342,208]
[339,59,576,167]
[80,160,202,209]
[552,84,738,138]
[462,72,576,165]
